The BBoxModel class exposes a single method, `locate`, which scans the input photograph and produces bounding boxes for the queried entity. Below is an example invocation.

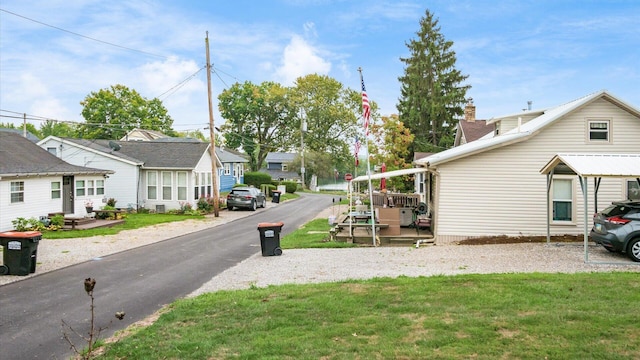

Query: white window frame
[551,177,575,224]
[51,181,61,199]
[147,172,158,200]
[87,180,95,196]
[281,164,288,171]
[47,147,57,156]
[224,163,231,176]
[587,119,611,143]
[627,179,640,201]
[96,180,105,195]
[11,181,24,203]
[75,180,86,196]
[161,171,172,200]
[177,171,187,201]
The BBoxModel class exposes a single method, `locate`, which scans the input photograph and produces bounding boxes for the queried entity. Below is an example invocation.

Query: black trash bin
[0,231,42,276]
[271,190,281,204]
[257,222,284,256]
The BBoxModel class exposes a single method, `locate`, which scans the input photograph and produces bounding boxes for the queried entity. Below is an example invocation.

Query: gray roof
[57,138,214,169]
[266,152,296,163]
[0,131,111,177]
[215,147,248,163]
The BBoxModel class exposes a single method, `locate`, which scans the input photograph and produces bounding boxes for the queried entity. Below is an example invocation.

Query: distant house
[453,99,495,146]
[120,128,169,141]
[263,152,300,182]
[414,90,640,244]
[0,131,112,231]
[215,147,249,191]
[37,136,226,213]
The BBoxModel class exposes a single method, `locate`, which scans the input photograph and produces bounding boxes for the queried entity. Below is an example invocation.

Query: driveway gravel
[2,203,639,291]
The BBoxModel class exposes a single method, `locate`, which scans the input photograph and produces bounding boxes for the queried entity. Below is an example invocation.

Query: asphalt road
[0,192,334,360]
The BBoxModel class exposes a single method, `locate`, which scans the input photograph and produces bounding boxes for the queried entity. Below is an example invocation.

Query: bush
[197,197,215,213]
[244,172,273,188]
[281,181,298,194]
[106,198,117,207]
[262,184,276,196]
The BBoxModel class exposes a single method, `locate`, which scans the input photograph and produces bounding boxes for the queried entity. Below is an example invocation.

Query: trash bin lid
[257,222,284,229]
[0,231,42,238]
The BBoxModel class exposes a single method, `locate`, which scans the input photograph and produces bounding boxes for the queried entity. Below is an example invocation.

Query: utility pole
[300,108,306,190]
[206,31,219,217]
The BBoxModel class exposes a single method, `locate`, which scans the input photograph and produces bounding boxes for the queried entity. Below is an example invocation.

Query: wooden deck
[330,214,434,247]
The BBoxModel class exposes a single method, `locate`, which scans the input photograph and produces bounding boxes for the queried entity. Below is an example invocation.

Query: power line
[0,8,167,59]
[157,66,206,100]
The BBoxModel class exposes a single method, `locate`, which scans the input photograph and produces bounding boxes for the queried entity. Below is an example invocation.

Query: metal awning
[351,167,427,182]
[540,153,640,177]
[540,153,640,264]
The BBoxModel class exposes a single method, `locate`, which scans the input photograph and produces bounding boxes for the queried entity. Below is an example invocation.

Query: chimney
[464,98,476,122]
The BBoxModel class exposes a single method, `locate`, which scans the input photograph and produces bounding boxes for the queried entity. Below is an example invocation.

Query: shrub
[106,198,117,207]
[50,214,64,227]
[243,172,272,188]
[197,197,214,213]
[281,181,298,194]
[262,184,276,196]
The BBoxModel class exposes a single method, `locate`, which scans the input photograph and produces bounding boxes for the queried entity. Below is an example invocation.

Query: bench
[93,209,124,219]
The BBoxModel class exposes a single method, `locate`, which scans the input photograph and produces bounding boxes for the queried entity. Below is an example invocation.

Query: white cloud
[274,35,331,85]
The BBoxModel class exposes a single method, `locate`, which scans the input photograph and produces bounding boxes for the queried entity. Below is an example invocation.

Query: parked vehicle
[590,200,640,261]
[226,187,267,211]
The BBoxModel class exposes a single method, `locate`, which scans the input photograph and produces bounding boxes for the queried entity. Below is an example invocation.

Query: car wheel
[251,200,257,211]
[261,198,267,208]
[627,238,640,262]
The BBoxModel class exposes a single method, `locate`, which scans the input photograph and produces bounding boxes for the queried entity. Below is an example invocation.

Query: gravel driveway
[2,203,639,290]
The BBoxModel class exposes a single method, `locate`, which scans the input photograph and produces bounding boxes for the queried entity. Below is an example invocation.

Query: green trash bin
[257,222,284,256]
[0,231,42,276]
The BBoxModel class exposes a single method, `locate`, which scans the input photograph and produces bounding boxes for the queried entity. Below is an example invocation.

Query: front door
[63,176,74,214]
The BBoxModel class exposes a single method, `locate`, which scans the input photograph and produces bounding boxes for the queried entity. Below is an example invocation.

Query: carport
[540,153,640,263]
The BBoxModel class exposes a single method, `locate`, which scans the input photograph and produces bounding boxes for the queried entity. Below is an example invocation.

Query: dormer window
[282,164,288,171]
[588,120,610,142]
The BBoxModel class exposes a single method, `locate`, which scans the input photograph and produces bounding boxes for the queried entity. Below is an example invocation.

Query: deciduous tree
[78,84,175,139]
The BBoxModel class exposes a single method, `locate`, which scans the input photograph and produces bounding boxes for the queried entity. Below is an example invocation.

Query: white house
[0,131,112,231]
[414,90,640,244]
[37,137,222,213]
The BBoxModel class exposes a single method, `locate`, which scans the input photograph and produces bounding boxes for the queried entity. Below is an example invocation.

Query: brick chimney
[464,98,476,122]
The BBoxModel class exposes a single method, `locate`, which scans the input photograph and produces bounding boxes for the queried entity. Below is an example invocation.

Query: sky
[1,0,639,134]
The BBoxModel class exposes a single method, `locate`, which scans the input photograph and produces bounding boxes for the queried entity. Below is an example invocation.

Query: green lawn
[98,272,640,359]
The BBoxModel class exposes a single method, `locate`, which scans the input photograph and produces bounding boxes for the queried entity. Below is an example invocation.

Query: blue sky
[1,0,639,133]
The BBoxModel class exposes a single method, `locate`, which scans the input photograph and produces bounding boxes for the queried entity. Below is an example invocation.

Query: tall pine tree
[397,10,470,154]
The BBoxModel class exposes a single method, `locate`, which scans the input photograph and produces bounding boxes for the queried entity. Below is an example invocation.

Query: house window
[281,164,288,171]
[51,181,61,199]
[47,147,57,156]
[162,172,172,200]
[224,163,231,176]
[87,180,95,196]
[588,120,610,142]
[207,173,212,196]
[194,172,200,200]
[552,178,573,222]
[75,180,86,196]
[11,181,24,203]
[627,180,640,201]
[147,172,158,200]
[96,180,105,195]
[177,172,187,201]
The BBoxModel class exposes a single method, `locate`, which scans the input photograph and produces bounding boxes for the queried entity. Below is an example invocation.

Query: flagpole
[358,67,376,246]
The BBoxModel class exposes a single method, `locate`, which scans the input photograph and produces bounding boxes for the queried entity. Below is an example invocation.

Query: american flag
[361,77,370,136]
[354,136,360,166]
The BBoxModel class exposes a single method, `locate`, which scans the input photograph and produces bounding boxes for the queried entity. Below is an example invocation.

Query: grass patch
[98,272,640,359]
[41,213,205,239]
[281,218,357,249]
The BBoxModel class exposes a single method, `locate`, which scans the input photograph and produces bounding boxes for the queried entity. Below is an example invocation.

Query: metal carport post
[541,153,640,263]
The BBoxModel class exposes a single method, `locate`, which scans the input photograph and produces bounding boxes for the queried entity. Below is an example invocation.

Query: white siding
[0,177,64,232]
[435,98,640,243]
[39,138,140,208]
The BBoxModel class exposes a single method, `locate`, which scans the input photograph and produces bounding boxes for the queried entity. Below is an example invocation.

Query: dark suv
[590,200,640,262]
[226,187,266,211]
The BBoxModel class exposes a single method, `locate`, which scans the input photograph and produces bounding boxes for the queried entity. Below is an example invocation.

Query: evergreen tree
[397,10,470,154]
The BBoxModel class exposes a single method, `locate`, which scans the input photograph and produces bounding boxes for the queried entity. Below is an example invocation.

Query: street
[0,193,333,359]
